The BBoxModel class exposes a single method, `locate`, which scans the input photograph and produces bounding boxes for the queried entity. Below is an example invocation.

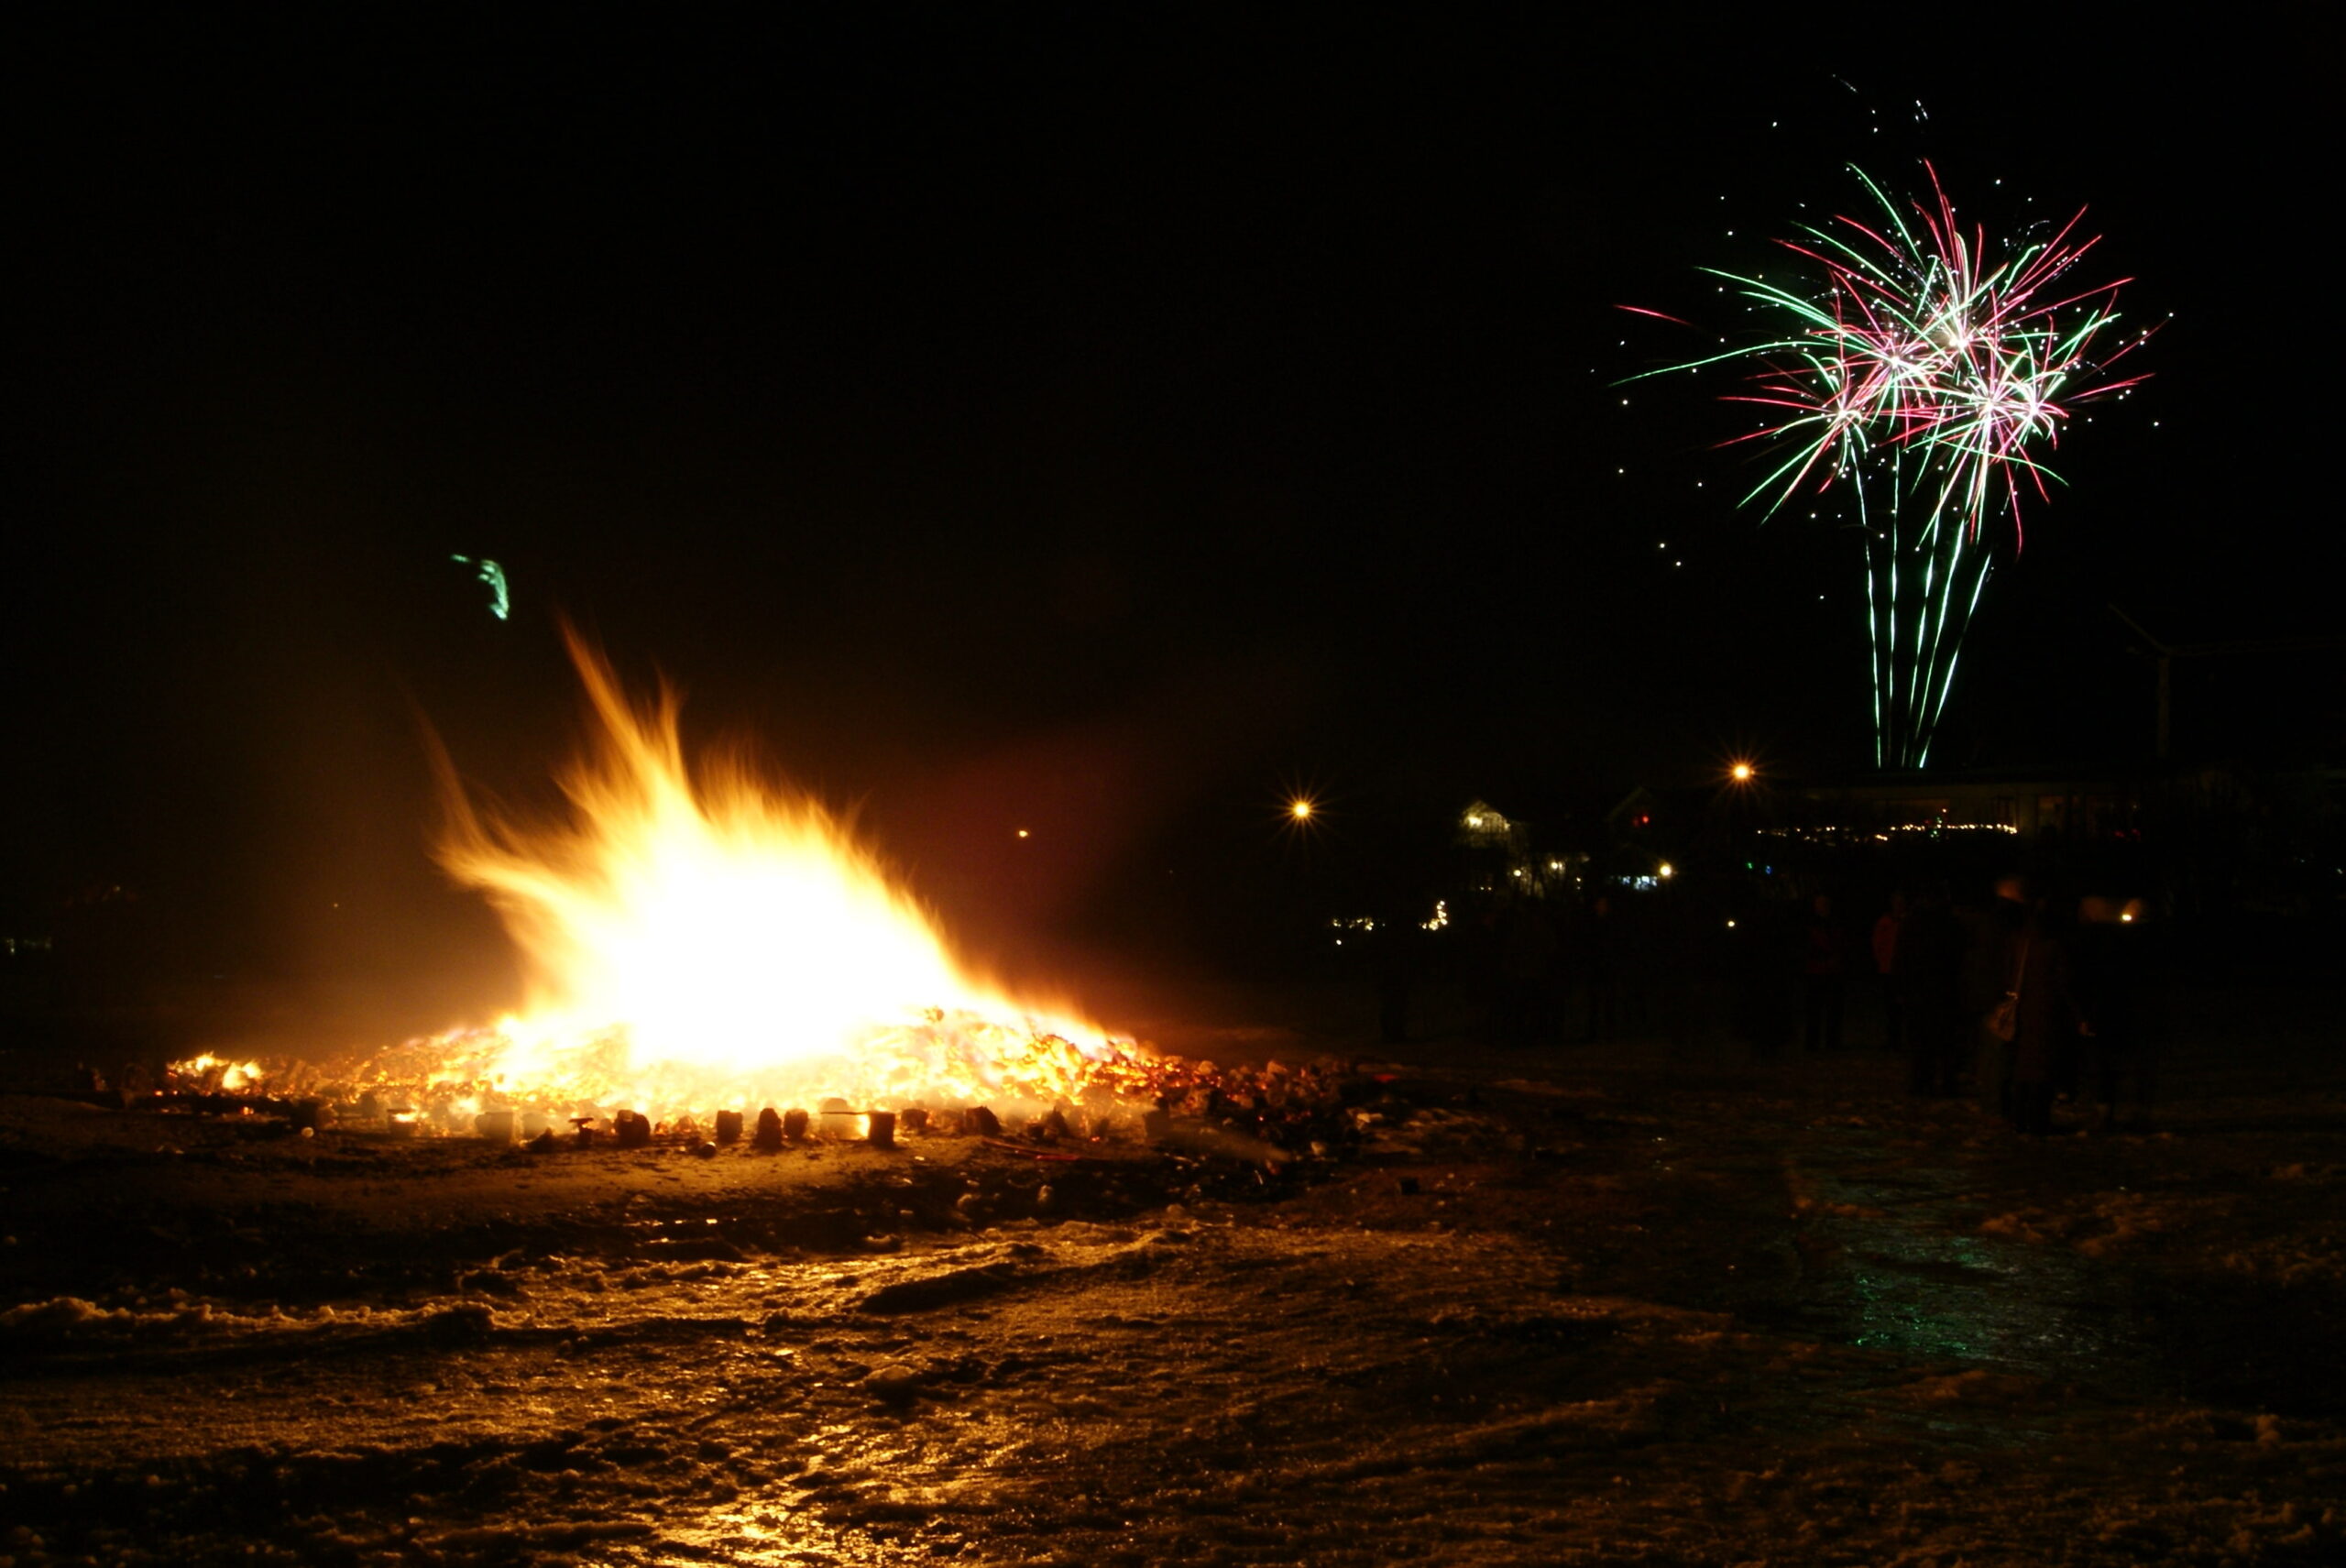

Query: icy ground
[2,990,2341,1565]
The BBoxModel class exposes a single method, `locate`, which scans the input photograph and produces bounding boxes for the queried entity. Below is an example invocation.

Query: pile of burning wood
[146,1047,1370,1167]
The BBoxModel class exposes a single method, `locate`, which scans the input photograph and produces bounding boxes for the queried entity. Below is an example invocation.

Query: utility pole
[2109,606,2346,761]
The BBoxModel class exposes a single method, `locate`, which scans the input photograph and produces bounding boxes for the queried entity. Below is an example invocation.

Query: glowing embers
[174,1053,265,1092]
[371,631,1145,1122]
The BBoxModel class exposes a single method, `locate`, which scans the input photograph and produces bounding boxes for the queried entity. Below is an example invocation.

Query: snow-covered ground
[3,982,2341,1565]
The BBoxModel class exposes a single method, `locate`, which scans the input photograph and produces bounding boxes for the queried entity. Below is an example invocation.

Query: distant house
[1456,800,1529,858]
[1454,801,1584,899]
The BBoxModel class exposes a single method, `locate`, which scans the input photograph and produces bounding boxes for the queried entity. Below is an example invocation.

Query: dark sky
[7,14,2330,1007]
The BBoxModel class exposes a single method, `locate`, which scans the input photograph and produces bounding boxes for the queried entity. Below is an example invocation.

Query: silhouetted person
[1801,894,1847,1054]
[1584,894,1620,1041]
[2073,897,2154,1129]
[1618,891,1660,1037]
[1728,890,1799,1058]
[1899,887,1967,1096]
[1659,879,1722,1058]
[2000,897,2085,1136]
[1490,900,1561,1044]
[1873,891,1909,1053]
[1968,875,2033,1118]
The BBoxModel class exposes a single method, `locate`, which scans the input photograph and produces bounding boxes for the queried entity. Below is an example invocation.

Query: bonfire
[179,634,1205,1135]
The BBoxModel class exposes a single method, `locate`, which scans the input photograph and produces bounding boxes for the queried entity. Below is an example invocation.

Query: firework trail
[1630,163,2153,768]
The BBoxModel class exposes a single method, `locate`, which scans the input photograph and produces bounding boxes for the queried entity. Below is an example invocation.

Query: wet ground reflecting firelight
[4,1014,2343,1564]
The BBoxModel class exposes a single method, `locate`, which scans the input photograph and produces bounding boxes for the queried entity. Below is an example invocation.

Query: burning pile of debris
[138,639,1387,1183]
[152,1044,1368,1168]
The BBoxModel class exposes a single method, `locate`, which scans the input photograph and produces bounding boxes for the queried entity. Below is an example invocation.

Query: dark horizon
[8,16,2334,1025]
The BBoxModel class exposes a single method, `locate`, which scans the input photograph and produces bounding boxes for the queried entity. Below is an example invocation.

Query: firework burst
[1632,163,2154,768]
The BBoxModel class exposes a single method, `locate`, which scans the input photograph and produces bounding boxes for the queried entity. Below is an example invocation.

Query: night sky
[8,15,2330,1019]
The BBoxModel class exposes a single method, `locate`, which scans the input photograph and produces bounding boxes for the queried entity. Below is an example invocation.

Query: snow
[2,992,2343,1565]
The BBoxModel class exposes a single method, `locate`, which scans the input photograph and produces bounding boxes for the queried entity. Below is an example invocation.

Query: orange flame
[379,632,1145,1123]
